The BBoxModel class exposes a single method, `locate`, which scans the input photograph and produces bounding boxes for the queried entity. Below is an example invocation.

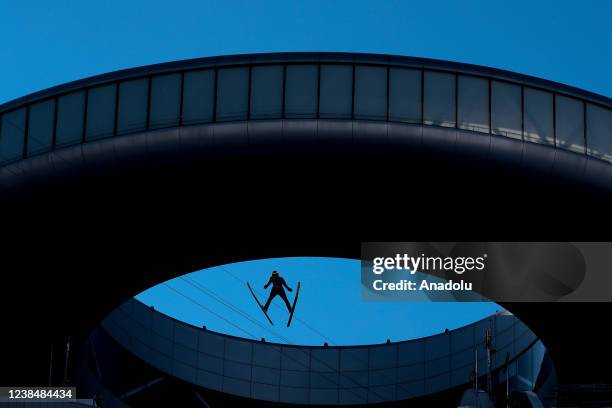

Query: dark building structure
[1,53,611,406]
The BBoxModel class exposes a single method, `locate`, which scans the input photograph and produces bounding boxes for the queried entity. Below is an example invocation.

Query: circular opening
[136,257,501,346]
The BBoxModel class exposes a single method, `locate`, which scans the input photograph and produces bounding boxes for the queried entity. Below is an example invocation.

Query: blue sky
[136,258,500,345]
[1,1,612,105]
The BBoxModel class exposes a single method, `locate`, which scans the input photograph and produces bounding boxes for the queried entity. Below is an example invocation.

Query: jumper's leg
[278,291,292,312]
[263,292,277,312]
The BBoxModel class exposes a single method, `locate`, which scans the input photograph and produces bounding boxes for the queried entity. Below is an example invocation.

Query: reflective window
[284,64,318,118]
[423,71,455,127]
[457,76,489,133]
[587,104,612,162]
[354,66,387,120]
[524,88,553,145]
[555,95,585,154]
[281,347,310,371]
[388,68,421,123]
[369,346,397,369]
[182,70,215,125]
[86,84,116,141]
[56,91,85,147]
[27,99,55,156]
[250,65,283,119]
[216,67,249,122]
[150,74,181,129]
[117,79,148,135]
[0,108,26,164]
[224,338,252,364]
[174,324,198,349]
[491,81,522,139]
[319,65,353,119]
[310,348,339,372]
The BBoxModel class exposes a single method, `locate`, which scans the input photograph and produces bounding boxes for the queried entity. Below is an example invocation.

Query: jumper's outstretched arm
[264,277,272,289]
[282,278,293,292]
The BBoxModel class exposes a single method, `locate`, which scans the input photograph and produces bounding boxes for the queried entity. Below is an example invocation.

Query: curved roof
[101,298,542,405]
[2,52,611,111]
[1,52,611,169]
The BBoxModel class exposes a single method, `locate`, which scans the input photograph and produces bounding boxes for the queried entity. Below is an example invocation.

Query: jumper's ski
[247,282,274,325]
[287,281,301,327]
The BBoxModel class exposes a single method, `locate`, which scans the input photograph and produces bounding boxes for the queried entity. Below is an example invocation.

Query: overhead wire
[163,275,397,403]
[165,269,418,402]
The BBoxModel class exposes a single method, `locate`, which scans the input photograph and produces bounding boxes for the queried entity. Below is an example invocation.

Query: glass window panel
[27,99,55,156]
[252,382,279,401]
[458,76,489,133]
[151,332,173,356]
[319,64,353,119]
[423,71,456,127]
[587,104,612,162]
[253,343,281,368]
[223,377,251,398]
[397,363,424,383]
[339,370,368,387]
[340,348,368,371]
[174,324,198,349]
[284,64,318,118]
[224,360,251,381]
[132,300,153,327]
[369,345,397,369]
[86,84,116,141]
[398,340,425,366]
[369,368,397,386]
[310,348,339,372]
[425,356,449,377]
[397,380,425,399]
[451,326,474,353]
[182,70,215,125]
[0,108,26,164]
[150,350,172,373]
[216,67,249,122]
[199,331,224,357]
[174,343,197,365]
[152,313,173,338]
[252,366,280,385]
[117,78,148,135]
[198,353,223,374]
[250,65,283,119]
[524,87,554,145]
[425,372,450,394]
[388,68,421,123]
[491,81,522,139]
[224,338,252,364]
[149,74,181,129]
[425,335,450,360]
[451,349,473,370]
[197,370,223,390]
[309,388,338,405]
[281,347,310,371]
[56,91,85,148]
[280,386,309,404]
[281,370,309,387]
[310,371,337,388]
[174,360,197,383]
[555,95,585,154]
[495,314,515,335]
[354,65,387,120]
[517,347,533,387]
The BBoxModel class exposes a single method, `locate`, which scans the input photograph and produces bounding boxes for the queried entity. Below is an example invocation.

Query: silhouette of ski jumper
[263,271,293,312]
